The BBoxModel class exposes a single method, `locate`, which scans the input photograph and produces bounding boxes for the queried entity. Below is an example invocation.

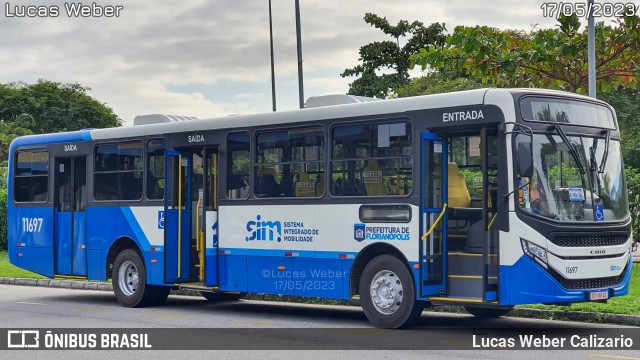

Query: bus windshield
[520,134,628,222]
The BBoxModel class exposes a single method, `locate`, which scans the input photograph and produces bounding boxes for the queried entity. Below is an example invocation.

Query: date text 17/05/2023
[5,3,123,18]
[541,2,638,20]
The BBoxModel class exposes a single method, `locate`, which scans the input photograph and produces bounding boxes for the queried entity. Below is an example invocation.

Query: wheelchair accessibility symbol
[158,210,165,229]
[595,205,605,221]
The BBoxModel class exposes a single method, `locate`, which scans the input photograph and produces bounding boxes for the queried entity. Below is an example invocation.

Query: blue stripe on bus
[120,207,151,251]
[500,255,633,305]
[10,130,92,148]
[218,248,358,259]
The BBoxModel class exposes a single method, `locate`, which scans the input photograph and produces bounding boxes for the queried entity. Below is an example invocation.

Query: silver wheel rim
[118,260,139,297]
[370,270,403,315]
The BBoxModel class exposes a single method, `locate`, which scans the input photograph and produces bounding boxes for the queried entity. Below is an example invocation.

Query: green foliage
[0,160,7,191]
[0,189,6,251]
[0,80,121,248]
[395,71,483,98]
[0,251,46,278]
[341,13,446,98]
[600,88,640,168]
[0,115,34,160]
[0,80,121,137]
[411,14,640,93]
[547,165,582,188]
[459,169,483,199]
[624,165,640,250]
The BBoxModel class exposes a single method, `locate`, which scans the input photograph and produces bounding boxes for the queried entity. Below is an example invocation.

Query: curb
[0,277,196,296]
[1,276,639,327]
[509,308,640,326]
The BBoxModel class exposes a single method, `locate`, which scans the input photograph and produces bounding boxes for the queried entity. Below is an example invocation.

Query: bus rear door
[203,148,219,286]
[164,150,191,283]
[53,156,88,276]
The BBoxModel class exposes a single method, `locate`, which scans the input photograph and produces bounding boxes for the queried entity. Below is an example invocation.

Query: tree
[600,87,640,168]
[0,80,121,135]
[624,165,640,251]
[0,114,34,160]
[395,71,483,98]
[341,13,446,98]
[411,14,640,93]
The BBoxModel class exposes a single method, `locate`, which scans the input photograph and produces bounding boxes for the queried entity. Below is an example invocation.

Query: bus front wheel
[359,255,425,328]
[113,249,155,307]
[465,306,513,318]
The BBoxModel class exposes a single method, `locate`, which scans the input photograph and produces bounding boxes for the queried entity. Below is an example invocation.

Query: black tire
[201,292,247,302]
[465,306,513,319]
[112,249,154,307]
[359,255,425,328]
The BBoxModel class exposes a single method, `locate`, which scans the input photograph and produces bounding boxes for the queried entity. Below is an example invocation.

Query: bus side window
[226,132,251,199]
[330,122,411,197]
[146,139,166,200]
[94,141,143,201]
[254,127,324,199]
[14,151,49,203]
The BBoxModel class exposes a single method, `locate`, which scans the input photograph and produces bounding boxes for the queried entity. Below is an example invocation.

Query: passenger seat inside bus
[447,162,482,251]
[362,160,387,196]
[294,171,317,197]
[256,167,281,197]
[147,172,164,199]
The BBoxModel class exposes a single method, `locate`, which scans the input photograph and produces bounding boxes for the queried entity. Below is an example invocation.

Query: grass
[0,251,108,282]
[1,250,638,316]
[0,251,46,279]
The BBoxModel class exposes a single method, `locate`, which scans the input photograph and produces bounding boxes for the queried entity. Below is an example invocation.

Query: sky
[0,0,603,126]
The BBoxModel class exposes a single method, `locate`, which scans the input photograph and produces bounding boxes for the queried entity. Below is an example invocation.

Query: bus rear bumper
[499,255,632,306]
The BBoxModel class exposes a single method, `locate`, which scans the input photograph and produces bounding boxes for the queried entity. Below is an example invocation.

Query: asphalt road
[0,284,639,360]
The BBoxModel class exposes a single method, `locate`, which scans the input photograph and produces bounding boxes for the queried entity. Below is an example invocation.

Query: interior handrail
[421,203,448,241]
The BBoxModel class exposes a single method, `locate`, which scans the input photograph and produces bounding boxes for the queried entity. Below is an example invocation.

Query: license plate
[589,289,609,301]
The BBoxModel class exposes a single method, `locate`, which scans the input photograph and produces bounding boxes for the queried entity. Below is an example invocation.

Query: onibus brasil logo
[246,215,282,242]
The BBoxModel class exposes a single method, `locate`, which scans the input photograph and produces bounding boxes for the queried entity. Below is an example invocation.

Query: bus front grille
[549,233,629,248]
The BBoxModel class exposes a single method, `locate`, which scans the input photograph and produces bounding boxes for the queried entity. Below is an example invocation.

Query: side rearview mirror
[517,136,534,178]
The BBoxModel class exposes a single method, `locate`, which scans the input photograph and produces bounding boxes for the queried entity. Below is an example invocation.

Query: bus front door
[164,150,191,283]
[420,132,447,297]
[53,157,87,276]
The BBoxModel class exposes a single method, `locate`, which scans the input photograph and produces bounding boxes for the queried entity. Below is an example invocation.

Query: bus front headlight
[520,239,548,268]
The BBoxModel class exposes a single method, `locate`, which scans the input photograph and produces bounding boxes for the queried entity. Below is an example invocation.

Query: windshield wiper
[589,146,598,172]
[598,129,611,173]
[552,124,586,175]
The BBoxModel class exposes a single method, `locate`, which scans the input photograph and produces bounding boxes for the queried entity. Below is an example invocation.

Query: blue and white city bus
[8,88,633,328]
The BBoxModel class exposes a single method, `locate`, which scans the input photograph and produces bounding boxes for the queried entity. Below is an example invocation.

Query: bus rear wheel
[359,255,424,328]
[112,249,155,307]
[465,306,513,318]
